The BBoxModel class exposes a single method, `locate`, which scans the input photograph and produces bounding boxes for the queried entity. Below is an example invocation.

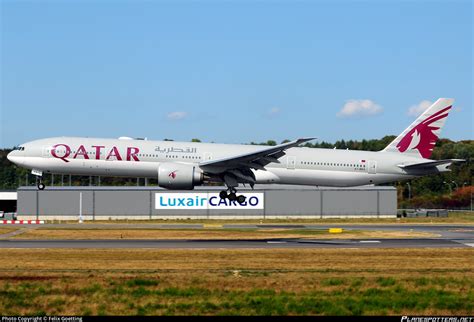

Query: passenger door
[367,160,377,174]
[42,146,52,158]
[287,156,296,169]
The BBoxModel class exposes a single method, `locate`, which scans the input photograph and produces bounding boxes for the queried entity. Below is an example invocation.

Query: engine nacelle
[157,162,203,190]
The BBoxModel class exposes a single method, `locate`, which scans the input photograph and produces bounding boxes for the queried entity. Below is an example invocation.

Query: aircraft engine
[157,162,203,190]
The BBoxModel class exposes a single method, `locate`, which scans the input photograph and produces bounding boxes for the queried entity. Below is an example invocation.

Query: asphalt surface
[0,238,471,249]
[27,223,474,240]
[0,223,473,249]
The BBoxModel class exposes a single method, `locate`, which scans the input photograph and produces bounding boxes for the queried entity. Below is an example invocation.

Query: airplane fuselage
[7,137,447,187]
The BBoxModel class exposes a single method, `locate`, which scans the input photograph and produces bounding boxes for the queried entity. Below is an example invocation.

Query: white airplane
[7,98,464,204]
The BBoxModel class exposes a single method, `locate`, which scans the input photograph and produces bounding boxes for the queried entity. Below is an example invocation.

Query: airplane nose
[7,151,22,165]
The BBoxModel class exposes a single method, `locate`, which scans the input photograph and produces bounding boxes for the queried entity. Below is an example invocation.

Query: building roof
[0,192,18,200]
[17,184,396,192]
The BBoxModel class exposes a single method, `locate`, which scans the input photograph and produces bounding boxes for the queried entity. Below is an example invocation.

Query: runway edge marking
[1,220,44,225]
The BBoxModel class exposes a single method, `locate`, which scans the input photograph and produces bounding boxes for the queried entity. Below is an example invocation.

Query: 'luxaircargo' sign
[155,193,264,210]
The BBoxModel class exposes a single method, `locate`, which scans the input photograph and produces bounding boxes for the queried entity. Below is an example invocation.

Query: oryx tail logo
[169,170,178,179]
[396,105,451,158]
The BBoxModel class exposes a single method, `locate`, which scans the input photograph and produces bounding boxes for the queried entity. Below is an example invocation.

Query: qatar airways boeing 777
[7,98,464,204]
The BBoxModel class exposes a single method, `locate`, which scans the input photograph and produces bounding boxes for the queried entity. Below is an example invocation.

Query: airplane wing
[398,159,465,169]
[199,137,315,177]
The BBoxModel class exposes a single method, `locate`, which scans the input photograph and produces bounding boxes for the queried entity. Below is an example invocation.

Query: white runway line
[266,241,287,244]
[359,240,381,243]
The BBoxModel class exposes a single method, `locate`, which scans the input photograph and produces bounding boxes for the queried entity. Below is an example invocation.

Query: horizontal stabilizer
[398,159,465,169]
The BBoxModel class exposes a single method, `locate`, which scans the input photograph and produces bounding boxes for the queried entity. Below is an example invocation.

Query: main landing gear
[219,188,246,205]
[218,173,249,205]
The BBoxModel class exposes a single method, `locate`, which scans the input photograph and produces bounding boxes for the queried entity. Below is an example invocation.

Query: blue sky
[1,0,472,148]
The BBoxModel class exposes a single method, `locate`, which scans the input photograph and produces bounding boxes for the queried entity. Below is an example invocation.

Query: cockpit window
[13,146,25,151]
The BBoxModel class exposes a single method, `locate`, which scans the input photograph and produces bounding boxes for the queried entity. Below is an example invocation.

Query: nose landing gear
[38,181,45,190]
[31,170,45,190]
[36,176,45,190]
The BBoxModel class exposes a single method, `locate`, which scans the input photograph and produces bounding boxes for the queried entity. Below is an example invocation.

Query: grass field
[11,228,437,240]
[0,228,18,235]
[47,211,474,224]
[0,248,472,315]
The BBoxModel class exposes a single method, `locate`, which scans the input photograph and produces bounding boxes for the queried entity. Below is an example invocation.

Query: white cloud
[261,107,281,120]
[408,100,432,117]
[336,99,382,118]
[267,107,281,118]
[166,111,188,121]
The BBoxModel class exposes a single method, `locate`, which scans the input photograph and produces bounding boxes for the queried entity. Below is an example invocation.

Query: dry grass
[0,248,472,315]
[50,211,474,224]
[1,248,472,271]
[11,228,437,240]
[0,228,18,235]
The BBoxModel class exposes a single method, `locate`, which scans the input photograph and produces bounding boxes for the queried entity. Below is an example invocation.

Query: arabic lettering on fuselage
[154,146,197,154]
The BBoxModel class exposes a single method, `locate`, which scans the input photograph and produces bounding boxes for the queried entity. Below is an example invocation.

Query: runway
[19,223,474,238]
[1,223,473,249]
[0,238,472,249]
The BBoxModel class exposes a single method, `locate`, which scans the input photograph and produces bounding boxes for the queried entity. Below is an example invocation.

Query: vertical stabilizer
[383,98,454,159]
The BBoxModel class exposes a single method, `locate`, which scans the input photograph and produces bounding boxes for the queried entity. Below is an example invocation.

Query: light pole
[451,181,458,191]
[79,192,83,224]
[443,181,452,195]
[467,181,473,211]
[406,182,411,201]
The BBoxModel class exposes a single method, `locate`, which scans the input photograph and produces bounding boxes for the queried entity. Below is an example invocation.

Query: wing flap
[199,137,315,172]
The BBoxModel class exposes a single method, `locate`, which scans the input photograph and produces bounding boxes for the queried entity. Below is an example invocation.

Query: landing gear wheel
[219,190,228,199]
[237,195,246,204]
[228,192,237,201]
[38,182,45,190]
